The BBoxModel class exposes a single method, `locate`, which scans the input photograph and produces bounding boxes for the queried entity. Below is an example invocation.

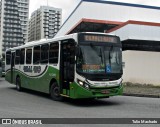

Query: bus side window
[15,50,20,65]
[20,49,25,64]
[41,44,49,64]
[49,42,59,64]
[33,46,40,64]
[26,49,32,64]
[6,51,11,65]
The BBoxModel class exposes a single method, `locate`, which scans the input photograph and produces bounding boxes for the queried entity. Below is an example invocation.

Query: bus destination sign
[84,35,117,43]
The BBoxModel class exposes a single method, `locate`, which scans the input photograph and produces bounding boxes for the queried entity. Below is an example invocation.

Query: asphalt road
[0,78,160,127]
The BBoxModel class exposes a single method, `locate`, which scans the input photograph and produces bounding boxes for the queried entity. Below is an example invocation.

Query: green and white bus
[0,59,2,77]
[5,32,123,100]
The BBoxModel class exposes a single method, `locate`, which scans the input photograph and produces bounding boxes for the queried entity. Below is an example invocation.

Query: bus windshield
[76,45,122,74]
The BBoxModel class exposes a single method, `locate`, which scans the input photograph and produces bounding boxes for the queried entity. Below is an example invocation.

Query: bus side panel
[14,66,59,94]
[5,70,12,83]
[13,67,21,85]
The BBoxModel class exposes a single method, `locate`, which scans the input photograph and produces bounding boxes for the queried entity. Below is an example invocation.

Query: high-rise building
[17,0,29,43]
[28,6,62,42]
[0,0,29,57]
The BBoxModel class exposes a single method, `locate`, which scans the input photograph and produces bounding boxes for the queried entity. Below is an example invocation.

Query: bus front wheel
[50,83,63,101]
[16,77,22,91]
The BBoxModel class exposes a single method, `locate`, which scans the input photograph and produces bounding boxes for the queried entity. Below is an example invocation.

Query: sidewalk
[123,82,160,98]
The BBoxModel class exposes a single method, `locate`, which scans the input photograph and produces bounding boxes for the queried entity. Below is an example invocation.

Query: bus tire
[50,82,63,101]
[16,77,22,91]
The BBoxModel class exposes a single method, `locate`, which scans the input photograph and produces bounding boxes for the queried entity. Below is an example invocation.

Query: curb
[123,93,160,98]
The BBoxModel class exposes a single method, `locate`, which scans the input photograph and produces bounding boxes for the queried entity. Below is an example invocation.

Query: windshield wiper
[90,43,104,64]
[99,48,103,64]
[109,45,113,64]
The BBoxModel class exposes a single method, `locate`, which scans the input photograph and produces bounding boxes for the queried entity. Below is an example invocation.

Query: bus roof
[6,33,77,52]
[6,32,116,52]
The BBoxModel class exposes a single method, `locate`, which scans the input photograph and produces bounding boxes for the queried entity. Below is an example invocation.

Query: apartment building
[28,6,62,42]
[0,0,29,57]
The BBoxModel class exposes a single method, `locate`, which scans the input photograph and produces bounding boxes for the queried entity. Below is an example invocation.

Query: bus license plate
[101,90,110,94]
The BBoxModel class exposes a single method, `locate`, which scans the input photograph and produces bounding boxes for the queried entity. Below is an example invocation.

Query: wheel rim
[53,87,60,97]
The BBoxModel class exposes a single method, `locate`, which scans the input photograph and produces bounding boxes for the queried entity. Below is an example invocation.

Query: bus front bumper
[69,83,123,99]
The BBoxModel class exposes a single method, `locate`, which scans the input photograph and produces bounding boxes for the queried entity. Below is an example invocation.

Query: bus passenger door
[60,40,75,95]
[11,52,15,83]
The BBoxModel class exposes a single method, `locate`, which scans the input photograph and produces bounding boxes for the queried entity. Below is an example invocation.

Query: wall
[110,24,160,41]
[123,51,160,85]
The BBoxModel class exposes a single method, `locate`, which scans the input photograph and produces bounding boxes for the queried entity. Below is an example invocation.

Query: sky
[30,0,160,23]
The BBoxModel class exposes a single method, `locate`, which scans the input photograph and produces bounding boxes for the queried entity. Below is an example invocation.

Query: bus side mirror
[76,46,80,56]
[122,62,125,68]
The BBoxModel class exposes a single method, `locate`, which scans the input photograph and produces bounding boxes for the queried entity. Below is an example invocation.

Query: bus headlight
[77,79,89,89]
[77,79,84,86]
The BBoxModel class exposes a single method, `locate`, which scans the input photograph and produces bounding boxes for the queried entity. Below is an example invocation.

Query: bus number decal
[23,66,32,73]
[33,66,41,73]
[23,66,41,73]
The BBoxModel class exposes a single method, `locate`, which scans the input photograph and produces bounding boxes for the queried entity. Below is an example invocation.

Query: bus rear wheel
[16,77,22,91]
[50,83,63,101]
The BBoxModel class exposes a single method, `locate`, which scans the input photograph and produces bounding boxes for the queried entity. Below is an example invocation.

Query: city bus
[5,32,123,101]
[0,59,2,77]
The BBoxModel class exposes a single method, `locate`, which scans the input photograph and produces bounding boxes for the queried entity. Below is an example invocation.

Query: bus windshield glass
[76,45,122,74]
